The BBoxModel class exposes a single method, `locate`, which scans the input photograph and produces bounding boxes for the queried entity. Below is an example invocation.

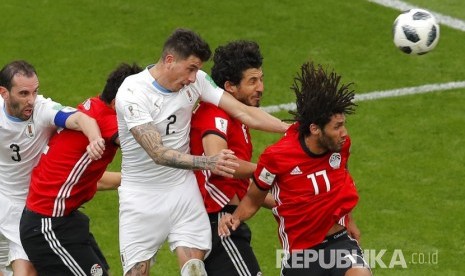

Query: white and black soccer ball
[392,8,440,55]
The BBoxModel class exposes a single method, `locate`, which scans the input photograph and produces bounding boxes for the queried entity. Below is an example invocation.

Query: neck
[304,135,325,155]
[149,63,171,90]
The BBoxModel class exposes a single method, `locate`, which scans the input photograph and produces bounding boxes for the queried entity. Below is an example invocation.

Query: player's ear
[309,123,320,135]
[0,86,8,99]
[164,53,175,65]
[224,81,236,94]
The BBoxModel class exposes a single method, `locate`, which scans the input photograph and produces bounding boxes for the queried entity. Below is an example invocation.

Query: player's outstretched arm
[65,111,105,160]
[346,212,361,243]
[97,171,121,191]
[130,122,239,177]
[218,181,268,236]
[202,133,257,179]
[218,92,290,133]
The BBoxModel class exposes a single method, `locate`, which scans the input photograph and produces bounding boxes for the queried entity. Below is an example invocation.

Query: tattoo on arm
[131,122,209,170]
[126,261,149,276]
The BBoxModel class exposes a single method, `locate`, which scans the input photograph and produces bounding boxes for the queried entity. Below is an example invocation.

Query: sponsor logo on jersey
[290,166,302,175]
[329,153,341,169]
[215,117,228,134]
[90,264,103,276]
[259,167,275,186]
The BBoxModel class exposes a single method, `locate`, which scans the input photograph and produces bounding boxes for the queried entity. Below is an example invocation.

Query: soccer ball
[392,8,440,55]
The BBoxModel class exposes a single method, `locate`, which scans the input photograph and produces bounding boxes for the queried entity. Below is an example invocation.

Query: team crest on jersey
[329,153,341,169]
[25,122,35,138]
[90,264,103,276]
[124,104,140,119]
[258,167,275,186]
[215,117,228,134]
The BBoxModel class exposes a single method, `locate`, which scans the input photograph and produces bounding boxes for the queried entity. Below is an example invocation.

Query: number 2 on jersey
[165,115,176,135]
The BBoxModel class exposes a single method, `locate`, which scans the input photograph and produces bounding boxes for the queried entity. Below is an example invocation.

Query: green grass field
[2,0,465,275]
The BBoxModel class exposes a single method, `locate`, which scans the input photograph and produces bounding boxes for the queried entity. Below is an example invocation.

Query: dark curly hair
[162,28,211,62]
[211,40,263,89]
[100,63,142,104]
[289,61,356,137]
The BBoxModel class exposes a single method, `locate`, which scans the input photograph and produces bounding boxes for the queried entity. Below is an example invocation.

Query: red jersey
[26,97,119,217]
[253,123,358,252]
[190,102,252,213]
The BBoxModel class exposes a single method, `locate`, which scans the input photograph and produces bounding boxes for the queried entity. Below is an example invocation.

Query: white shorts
[0,239,13,276]
[118,173,211,274]
[0,193,29,267]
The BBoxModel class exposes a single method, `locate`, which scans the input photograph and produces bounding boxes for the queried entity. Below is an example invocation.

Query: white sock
[180,259,207,276]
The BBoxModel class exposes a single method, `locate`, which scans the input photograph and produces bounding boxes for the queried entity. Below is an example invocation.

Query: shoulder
[194,70,221,90]
[194,102,228,118]
[79,97,113,116]
[34,95,76,122]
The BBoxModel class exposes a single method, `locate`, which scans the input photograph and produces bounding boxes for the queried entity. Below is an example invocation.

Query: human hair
[161,28,211,62]
[100,63,143,104]
[0,60,37,91]
[289,61,356,137]
[211,40,263,89]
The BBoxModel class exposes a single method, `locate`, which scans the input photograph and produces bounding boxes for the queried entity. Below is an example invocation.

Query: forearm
[240,106,289,133]
[97,171,121,191]
[232,195,262,222]
[232,183,267,222]
[202,134,255,178]
[219,92,289,133]
[261,192,277,209]
[131,123,213,170]
[233,159,256,179]
[66,112,102,141]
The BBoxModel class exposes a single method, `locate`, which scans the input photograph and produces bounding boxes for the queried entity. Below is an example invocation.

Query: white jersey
[0,95,63,203]
[116,66,223,189]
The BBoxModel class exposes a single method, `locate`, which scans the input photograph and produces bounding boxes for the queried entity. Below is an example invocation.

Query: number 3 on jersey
[307,170,330,195]
[10,143,21,162]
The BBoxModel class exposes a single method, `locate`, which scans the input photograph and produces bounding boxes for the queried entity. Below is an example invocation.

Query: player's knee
[180,259,206,276]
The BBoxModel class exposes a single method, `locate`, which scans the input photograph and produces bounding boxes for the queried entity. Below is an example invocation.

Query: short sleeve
[253,149,277,191]
[196,71,224,106]
[115,86,158,131]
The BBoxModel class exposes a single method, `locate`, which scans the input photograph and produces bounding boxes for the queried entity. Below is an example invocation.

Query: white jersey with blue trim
[0,95,73,203]
[116,67,224,189]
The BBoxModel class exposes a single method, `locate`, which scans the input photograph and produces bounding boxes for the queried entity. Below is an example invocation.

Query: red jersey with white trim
[26,97,119,217]
[190,102,252,213]
[253,123,358,252]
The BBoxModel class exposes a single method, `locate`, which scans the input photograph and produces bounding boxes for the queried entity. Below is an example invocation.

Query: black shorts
[20,208,109,276]
[206,205,261,276]
[281,230,370,276]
